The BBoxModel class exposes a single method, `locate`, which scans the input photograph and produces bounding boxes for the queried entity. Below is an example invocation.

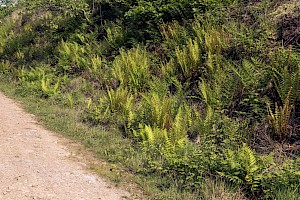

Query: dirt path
[0,92,131,200]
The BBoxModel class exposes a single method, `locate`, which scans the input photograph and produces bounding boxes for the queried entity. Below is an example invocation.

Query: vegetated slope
[0,0,299,199]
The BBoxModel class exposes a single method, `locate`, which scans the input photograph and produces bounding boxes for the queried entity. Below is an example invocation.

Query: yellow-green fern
[268,93,293,141]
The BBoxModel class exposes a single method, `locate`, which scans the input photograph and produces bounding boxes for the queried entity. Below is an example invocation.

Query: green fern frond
[41,76,48,93]
[163,129,174,155]
[176,137,187,149]
[112,47,151,91]
[242,143,258,174]
[144,125,155,144]
[268,90,293,141]
[175,37,201,78]
[86,98,92,110]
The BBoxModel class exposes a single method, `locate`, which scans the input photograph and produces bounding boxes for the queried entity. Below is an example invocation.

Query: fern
[86,86,135,127]
[143,125,155,145]
[170,106,189,146]
[112,47,151,92]
[0,60,11,73]
[40,76,60,97]
[242,144,259,190]
[270,49,300,103]
[230,59,262,88]
[219,144,260,191]
[105,87,134,116]
[0,19,15,55]
[163,129,175,156]
[175,38,201,79]
[86,98,92,110]
[41,75,48,94]
[105,23,126,48]
[142,92,175,129]
[199,79,220,109]
[67,93,74,108]
[268,93,293,141]
[160,21,189,50]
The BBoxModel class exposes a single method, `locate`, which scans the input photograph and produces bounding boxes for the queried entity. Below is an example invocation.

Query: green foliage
[1,0,300,199]
[268,187,300,200]
[112,47,151,92]
[0,60,11,73]
[218,144,300,196]
[17,66,61,98]
[175,38,202,79]
[270,49,300,103]
[105,22,126,49]
[0,18,15,54]
[92,0,233,41]
[160,21,190,50]
[18,0,90,18]
[86,87,135,128]
[227,58,269,118]
[57,41,90,74]
[0,1,15,17]
[57,36,108,78]
[134,124,187,157]
[137,91,188,130]
[218,144,274,191]
[106,87,134,115]
[268,97,293,141]
[199,80,220,109]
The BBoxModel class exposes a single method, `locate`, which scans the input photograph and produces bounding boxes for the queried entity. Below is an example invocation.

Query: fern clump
[85,87,135,127]
[17,66,61,98]
[112,46,151,92]
[218,143,300,197]
[268,97,293,141]
[218,144,275,191]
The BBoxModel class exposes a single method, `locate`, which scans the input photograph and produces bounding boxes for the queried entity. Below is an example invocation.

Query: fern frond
[242,144,258,174]
[163,129,174,155]
[144,125,155,145]
[268,90,293,141]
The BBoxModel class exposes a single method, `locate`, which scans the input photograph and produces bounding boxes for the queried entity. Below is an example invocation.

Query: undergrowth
[1,0,300,199]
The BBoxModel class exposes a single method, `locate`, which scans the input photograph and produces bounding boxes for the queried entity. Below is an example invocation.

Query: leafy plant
[112,46,151,92]
[268,95,293,141]
[0,18,15,54]
[1,0,300,199]
[198,80,221,109]
[106,87,134,115]
[139,92,180,130]
[160,21,189,50]
[17,67,61,98]
[218,143,275,192]
[270,49,300,104]
[57,41,90,74]
[175,38,202,79]
[105,22,126,49]
[0,60,11,73]
[85,86,135,128]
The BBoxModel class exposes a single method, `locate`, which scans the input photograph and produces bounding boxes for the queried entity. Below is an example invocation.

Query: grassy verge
[0,75,249,200]
[0,76,221,199]
[0,76,147,199]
